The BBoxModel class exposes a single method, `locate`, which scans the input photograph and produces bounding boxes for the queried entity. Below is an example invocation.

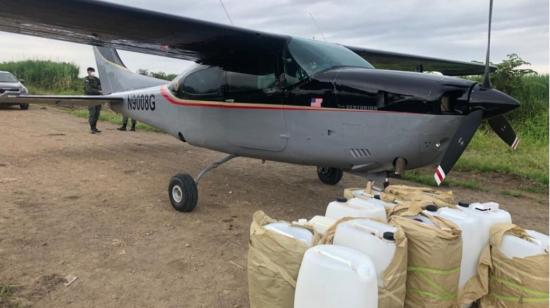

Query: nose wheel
[317,167,343,185]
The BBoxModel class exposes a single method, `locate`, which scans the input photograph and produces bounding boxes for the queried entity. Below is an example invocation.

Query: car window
[0,72,17,82]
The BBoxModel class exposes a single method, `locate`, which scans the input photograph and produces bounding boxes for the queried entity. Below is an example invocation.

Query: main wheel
[168,173,198,212]
[317,167,343,185]
[20,103,29,110]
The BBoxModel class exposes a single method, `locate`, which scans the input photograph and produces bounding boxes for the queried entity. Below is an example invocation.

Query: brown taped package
[391,214,462,308]
[383,185,455,211]
[479,224,549,307]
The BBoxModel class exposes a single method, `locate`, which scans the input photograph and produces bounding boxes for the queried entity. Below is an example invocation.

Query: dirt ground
[0,106,548,307]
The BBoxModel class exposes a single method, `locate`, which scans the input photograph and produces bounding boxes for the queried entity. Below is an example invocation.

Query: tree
[491,53,535,95]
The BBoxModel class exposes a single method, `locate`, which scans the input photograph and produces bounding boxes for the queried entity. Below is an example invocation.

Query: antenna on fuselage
[219,0,235,26]
[308,12,327,41]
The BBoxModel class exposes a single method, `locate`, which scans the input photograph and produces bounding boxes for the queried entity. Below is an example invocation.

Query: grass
[456,129,548,186]
[403,170,487,191]
[0,284,21,308]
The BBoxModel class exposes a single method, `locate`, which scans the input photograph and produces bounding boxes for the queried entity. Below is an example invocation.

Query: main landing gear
[168,154,238,212]
[317,167,344,185]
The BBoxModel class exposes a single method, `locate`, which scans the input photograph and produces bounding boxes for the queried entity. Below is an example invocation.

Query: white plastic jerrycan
[347,189,396,212]
[294,245,378,308]
[263,222,313,246]
[333,219,397,287]
[499,230,549,259]
[457,201,512,248]
[424,205,483,288]
[326,197,387,222]
[308,216,337,235]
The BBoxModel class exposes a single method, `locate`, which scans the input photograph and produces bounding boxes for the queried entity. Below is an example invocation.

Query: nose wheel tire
[20,103,29,110]
[168,174,198,212]
[317,167,343,185]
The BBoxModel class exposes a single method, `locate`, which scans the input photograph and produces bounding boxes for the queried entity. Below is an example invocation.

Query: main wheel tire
[317,167,343,185]
[168,173,198,212]
[20,103,29,110]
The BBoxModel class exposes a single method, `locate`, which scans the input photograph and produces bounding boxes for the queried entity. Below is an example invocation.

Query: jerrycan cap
[458,201,470,208]
[374,195,381,200]
[425,204,438,212]
[336,197,348,203]
[383,232,395,241]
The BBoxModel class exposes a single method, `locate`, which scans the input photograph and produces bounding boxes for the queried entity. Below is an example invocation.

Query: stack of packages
[247,184,549,308]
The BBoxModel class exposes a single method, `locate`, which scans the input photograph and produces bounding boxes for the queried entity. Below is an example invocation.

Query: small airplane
[0,0,519,212]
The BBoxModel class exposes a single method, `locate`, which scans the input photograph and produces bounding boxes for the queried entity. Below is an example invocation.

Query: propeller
[434,110,483,186]
[488,115,520,149]
[434,0,519,186]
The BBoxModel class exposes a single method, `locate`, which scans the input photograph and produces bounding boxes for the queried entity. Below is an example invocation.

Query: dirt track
[0,106,548,307]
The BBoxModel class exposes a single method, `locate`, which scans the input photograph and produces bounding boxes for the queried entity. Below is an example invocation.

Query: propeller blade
[489,115,520,150]
[482,0,494,88]
[434,110,484,186]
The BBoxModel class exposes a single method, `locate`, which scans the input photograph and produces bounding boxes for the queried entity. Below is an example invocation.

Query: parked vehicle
[0,71,29,110]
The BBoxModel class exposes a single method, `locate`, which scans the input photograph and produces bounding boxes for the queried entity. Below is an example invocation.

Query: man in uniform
[84,67,102,134]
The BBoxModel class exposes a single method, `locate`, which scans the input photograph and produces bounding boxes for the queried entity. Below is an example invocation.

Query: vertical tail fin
[93,47,169,94]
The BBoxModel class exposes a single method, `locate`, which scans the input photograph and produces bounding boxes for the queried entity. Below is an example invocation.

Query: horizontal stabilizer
[0,95,123,108]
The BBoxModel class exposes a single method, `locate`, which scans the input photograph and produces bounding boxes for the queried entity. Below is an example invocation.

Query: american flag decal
[310,97,323,108]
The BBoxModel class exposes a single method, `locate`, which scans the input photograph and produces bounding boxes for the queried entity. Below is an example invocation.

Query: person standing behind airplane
[84,67,102,134]
[118,116,137,131]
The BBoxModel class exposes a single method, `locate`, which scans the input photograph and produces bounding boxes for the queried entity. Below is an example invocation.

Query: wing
[346,46,494,76]
[0,95,123,108]
[0,0,288,74]
[0,0,489,75]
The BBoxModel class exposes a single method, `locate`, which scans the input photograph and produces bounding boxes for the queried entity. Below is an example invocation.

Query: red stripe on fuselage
[159,86,419,114]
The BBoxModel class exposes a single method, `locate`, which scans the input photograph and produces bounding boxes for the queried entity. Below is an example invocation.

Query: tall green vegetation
[0,60,81,93]
[471,54,549,143]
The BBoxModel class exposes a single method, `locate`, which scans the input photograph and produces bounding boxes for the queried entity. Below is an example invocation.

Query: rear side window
[181,67,223,96]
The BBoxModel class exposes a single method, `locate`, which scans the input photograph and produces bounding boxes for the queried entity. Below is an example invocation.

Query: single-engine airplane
[0,0,519,212]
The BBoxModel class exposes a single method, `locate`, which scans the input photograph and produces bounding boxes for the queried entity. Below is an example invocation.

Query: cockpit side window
[283,54,308,87]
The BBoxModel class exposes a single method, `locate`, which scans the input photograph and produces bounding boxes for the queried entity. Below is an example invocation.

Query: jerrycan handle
[265,227,295,240]
[316,249,354,270]
[351,222,380,237]
[473,202,499,212]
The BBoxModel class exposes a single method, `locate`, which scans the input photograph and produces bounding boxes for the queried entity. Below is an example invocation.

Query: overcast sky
[0,0,547,76]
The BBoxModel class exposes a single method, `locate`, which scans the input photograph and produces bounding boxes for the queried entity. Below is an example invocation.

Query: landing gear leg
[168,154,238,212]
[317,167,344,185]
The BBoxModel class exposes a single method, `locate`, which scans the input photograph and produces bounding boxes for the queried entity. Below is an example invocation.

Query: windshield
[0,72,17,83]
[286,37,373,77]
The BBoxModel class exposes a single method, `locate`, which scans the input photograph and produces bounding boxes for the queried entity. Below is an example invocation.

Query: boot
[130,124,136,132]
[91,124,101,133]
[117,125,127,131]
